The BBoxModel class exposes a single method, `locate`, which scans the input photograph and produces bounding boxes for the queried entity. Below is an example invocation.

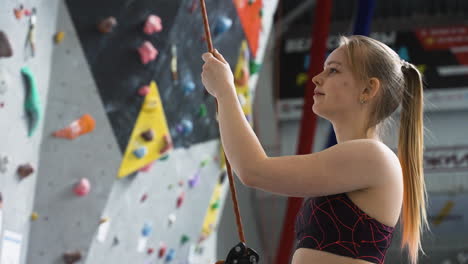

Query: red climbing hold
[141,193,148,202]
[98,17,117,33]
[138,41,158,64]
[74,178,91,197]
[176,192,185,208]
[158,243,167,258]
[144,15,163,35]
[147,248,155,255]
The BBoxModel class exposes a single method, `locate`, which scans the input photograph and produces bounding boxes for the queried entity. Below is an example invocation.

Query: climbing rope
[199,0,246,246]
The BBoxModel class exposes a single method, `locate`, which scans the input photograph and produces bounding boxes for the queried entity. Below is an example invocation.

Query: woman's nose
[312,73,322,86]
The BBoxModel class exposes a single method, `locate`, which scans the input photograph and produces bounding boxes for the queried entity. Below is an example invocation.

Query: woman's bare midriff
[291,248,374,264]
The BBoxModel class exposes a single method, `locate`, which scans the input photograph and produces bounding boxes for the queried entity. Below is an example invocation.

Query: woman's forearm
[216,84,267,184]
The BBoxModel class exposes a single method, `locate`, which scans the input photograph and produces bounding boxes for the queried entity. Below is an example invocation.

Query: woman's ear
[362,77,380,100]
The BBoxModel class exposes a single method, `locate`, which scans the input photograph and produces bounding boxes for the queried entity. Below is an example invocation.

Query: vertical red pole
[274,1,332,263]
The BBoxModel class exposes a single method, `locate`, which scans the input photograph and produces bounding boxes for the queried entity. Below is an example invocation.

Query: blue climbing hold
[183,80,196,94]
[133,146,147,159]
[214,16,232,36]
[177,119,193,136]
[165,248,175,262]
[141,223,152,237]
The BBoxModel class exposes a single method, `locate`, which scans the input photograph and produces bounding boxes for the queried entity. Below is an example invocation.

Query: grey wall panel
[0,0,60,263]
[26,1,123,263]
[85,139,222,264]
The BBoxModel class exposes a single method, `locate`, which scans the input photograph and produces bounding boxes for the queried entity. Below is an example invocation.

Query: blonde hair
[339,35,427,264]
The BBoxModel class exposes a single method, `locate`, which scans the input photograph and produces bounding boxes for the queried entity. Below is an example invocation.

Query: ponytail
[398,62,428,264]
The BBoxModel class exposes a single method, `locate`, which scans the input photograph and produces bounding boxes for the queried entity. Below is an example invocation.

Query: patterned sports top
[295,193,395,264]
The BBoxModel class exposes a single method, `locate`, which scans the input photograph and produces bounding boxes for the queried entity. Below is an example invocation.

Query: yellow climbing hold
[55,31,65,44]
[31,212,39,221]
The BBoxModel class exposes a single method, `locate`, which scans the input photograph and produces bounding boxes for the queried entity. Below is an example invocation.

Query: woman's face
[311,46,363,121]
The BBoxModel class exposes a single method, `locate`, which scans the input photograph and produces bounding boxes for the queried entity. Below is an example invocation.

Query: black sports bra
[295,193,395,264]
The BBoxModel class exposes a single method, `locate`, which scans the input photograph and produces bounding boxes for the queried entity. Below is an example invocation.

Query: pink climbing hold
[143,15,163,35]
[74,178,91,197]
[138,41,158,64]
[139,162,153,172]
[138,85,150,96]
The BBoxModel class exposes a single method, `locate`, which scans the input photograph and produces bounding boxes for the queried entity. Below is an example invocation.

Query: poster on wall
[424,145,468,193]
[277,25,468,120]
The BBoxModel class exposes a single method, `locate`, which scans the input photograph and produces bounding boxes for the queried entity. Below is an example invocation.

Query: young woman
[201,35,427,264]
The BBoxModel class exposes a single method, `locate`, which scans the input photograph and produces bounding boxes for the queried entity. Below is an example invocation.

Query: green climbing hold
[200,159,209,167]
[21,66,42,137]
[211,200,220,210]
[199,104,207,117]
[249,60,261,75]
[160,154,170,161]
[259,8,264,17]
[181,234,190,245]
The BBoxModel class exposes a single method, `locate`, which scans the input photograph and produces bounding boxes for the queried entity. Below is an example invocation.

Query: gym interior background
[0,0,467,263]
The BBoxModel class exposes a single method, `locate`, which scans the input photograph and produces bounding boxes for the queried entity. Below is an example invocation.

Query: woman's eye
[328,68,338,74]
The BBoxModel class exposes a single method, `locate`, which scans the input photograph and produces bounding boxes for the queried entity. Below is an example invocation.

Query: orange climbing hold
[53,114,95,140]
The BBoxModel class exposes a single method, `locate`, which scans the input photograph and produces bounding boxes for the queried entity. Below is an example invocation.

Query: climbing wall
[2,0,269,263]
[0,0,60,263]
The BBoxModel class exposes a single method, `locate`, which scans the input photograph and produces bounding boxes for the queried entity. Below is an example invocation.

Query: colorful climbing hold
[97,17,117,33]
[168,213,176,226]
[138,85,150,96]
[0,154,10,173]
[249,60,261,75]
[113,237,119,246]
[63,251,82,264]
[141,129,154,142]
[140,193,148,202]
[159,154,170,161]
[188,170,200,188]
[138,41,158,64]
[158,242,167,258]
[200,159,210,167]
[53,114,95,140]
[211,200,220,210]
[165,249,175,262]
[17,163,34,179]
[176,119,193,136]
[143,15,163,35]
[0,31,13,58]
[21,66,41,137]
[54,31,65,44]
[214,16,232,36]
[180,234,190,245]
[139,162,153,172]
[142,223,152,237]
[178,180,184,187]
[183,80,196,94]
[199,104,207,117]
[73,178,91,197]
[171,44,178,81]
[176,192,185,208]
[31,212,39,221]
[159,134,172,154]
[133,146,147,159]
[147,248,154,255]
